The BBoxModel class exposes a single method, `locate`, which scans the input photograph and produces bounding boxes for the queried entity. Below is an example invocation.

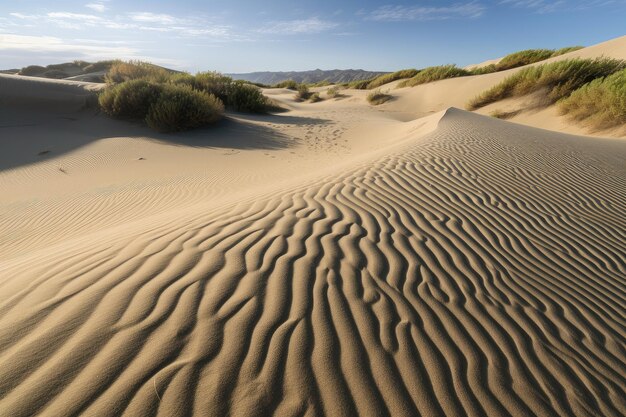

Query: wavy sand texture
[0,108,624,417]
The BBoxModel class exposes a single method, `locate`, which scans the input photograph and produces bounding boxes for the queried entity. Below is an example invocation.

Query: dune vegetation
[367,89,392,105]
[343,78,373,89]
[467,58,626,110]
[296,84,311,101]
[145,85,224,132]
[273,80,299,89]
[398,65,470,88]
[366,69,420,89]
[309,92,323,103]
[326,86,341,98]
[339,45,585,91]
[559,69,626,129]
[15,60,123,82]
[99,61,271,132]
[495,46,584,71]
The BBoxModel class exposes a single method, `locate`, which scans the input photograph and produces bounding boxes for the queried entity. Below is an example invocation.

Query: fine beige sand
[1,38,625,417]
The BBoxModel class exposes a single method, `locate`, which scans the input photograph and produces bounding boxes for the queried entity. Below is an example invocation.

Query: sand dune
[1,37,626,417]
[381,36,626,137]
[1,97,625,415]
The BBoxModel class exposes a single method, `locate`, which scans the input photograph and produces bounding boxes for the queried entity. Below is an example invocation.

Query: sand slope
[1,96,625,416]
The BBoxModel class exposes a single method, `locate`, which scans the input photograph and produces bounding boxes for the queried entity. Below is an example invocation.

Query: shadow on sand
[0,106,332,172]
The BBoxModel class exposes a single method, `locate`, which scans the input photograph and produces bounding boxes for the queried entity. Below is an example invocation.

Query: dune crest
[0,105,624,416]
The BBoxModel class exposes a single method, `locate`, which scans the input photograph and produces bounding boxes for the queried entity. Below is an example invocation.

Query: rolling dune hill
[0,37,625,417]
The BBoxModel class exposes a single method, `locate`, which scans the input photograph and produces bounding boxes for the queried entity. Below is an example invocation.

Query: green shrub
[559,69,626,129]
[496,49,554,71]
[399,65,470,87]
[296,84,311,100]
[467,58,626,110]
[493,46,584,72]
[105,60,171,84]
[274,80,299,90]
[345,79,373,89]
[190,71,232,102]
[367,89,392,105]
[469,64,497,75]
[367,69,419,89]
[99,79,164,119]
[145,84,223,132]
[226,81,268,112]
[551,46,584,57]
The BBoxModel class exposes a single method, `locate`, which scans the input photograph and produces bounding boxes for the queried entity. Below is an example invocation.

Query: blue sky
[1,0,625,72]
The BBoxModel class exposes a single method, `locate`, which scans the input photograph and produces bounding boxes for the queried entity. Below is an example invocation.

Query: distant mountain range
[228,69,389,85]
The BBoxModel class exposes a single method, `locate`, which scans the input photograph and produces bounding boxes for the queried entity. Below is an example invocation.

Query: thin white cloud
[258,17,339,34]
[85,3,107,13]
[499,0,624,13]
[128,12,179,24]
[365,2,485,21]
[9,13,39,20]
[0,33,185,68]
[0,33,135,57]
[499,0,565,13]
[4,10,241,40]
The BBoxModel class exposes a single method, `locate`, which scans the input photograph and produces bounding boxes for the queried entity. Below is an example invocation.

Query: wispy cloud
[0,33,185,67]
[499,0,624,13]
[4,10,241,40]
[128,12,179,24]
[499,0,565,13]
[258,17,339,35]
[364,2,485,21]
[85,3,107,13]
[0,33,135,57]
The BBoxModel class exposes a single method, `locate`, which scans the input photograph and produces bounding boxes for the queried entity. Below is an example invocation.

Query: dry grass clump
[326,86,342,98]
[367,90,392,105]
[366,69,419,89]
[490,109,521,119]
[344,79,373,89]
[309,80,331,87]
[398,65,470,88]
[274,80,299,90]
[559,69,626,129]
[467,58,626,110]
[296,84,311,101]
[105,61,173,84]
[83,60,119,73]
[309,93,322,103]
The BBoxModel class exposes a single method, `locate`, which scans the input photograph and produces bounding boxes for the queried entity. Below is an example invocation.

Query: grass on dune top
[398,65,470,88]
[559,68,626,129]
[467,58,626,110]
[494,46,583,71]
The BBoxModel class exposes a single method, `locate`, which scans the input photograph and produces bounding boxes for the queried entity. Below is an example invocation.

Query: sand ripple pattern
[0,110,625,416]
